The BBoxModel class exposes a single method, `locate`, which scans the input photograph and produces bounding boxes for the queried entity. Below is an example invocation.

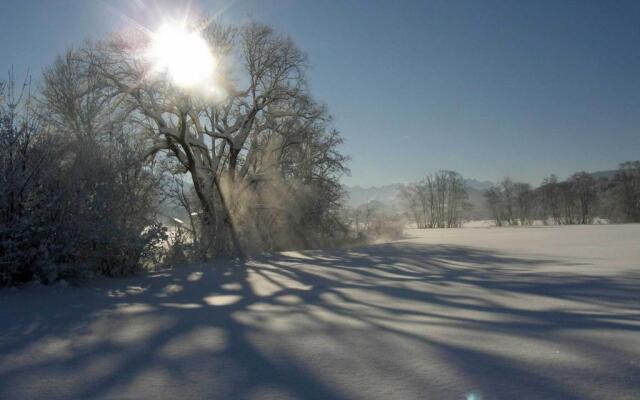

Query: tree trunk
[228,148,240,182]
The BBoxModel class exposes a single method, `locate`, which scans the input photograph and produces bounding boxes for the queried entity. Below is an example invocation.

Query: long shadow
[0,242,638,399]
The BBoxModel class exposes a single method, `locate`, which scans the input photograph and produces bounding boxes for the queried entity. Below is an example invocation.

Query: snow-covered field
[1,225,639,399]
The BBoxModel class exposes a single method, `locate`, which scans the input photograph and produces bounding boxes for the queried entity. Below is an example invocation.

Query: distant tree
[486,179,545,226]
[557,181,577,224]
[539,174,562,224]
[613,161,640,222]
[513,182,534,225]
[500,178,516,225]
[483,186,504,226]
[569,172,597,224]
[400,170,469,229]
[443,170,468,228]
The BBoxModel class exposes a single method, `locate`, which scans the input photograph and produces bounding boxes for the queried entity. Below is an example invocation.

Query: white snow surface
[1,224,639,399]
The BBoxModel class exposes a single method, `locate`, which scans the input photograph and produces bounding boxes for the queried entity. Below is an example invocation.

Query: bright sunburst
[147,22,216,89]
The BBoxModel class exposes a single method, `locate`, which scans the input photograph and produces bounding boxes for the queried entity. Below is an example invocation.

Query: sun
[147,22,216,89]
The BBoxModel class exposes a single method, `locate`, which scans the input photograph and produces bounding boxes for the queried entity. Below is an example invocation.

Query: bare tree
[539,174,562,224]
[514,182,534,225]
[500,178,516,225]
[484,179,532,226]
[613,161,640,222]
[569,172,597,224]
[399,184,426,228]
[1,64,165,284]
[82,21,333,257]
[558,181,577,224]
[400,170,468,229]
[484,186,504,226]
[0,72,39,226]
[444,171,467,228]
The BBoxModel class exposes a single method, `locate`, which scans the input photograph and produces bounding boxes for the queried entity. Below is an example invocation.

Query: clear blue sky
[2,0,639,187]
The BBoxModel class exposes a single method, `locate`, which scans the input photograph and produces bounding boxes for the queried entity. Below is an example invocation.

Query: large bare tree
[83,21,325,256]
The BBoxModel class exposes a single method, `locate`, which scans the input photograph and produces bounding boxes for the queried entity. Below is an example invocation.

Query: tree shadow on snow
[0,242,639,399]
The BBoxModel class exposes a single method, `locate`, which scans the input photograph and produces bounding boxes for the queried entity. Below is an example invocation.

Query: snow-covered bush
[0,73,166,285]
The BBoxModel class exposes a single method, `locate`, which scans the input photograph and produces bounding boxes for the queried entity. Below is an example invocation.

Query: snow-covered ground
[1,224,639,399]
[461,218,611,228]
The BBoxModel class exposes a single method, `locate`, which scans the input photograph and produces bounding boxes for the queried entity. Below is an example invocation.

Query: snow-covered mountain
[343,184,405,208]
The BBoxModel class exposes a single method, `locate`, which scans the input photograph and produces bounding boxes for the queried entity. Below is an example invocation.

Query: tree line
[0,21,351,285]
[484,164,640,226]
